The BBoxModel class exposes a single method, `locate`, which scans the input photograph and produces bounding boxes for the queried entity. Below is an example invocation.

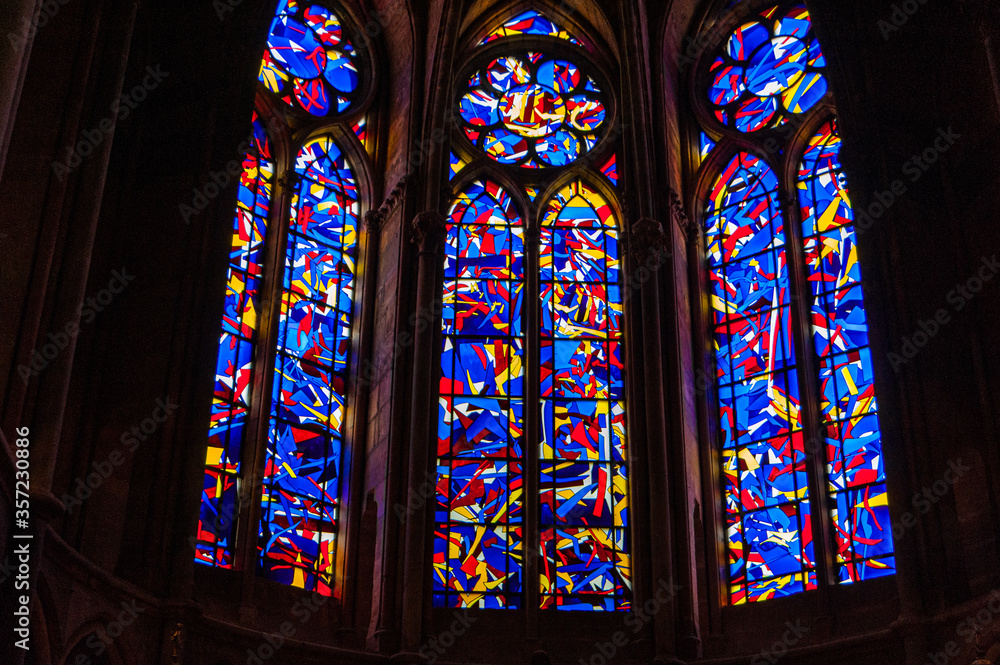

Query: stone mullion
[335,209,385,632]
[376,0,460,651]
[664,194,702,659]
[617,222,654,644]
[685,214,726,633]
[372,204,414,654]
[780,179,836,620]
[233,166,299,618]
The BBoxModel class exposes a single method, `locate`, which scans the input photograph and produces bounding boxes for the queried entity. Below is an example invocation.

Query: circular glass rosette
[458,53,608,169]
[705,4,828,133]
[259,0,362,117]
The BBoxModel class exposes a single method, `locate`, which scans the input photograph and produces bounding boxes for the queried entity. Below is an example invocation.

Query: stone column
[21,0,140,508]
[395,210,446,662]
[631,217,682,665]
[0,0,41,178]
[667,190,705,660]
[3,4,140,664]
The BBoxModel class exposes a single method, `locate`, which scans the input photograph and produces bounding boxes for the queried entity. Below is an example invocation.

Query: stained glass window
[707,4,827,133]
[434,180,526,609]
[539,182,630,611]
[695,3,894,605]
[259,0,361,116]
[258,136,359,594]
[196,114,274,569]
[707,153,814,604]
[458,54,608,168]
[197,0,368,598]
[599,155,618,186]
[700,132,717,162]
[798,120,894,583]
[439,9,630,612]
[481,10,581,45]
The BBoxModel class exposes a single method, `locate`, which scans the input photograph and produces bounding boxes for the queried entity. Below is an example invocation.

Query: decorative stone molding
[364,174,411,233]
[668,186,699,241]
[380,174,411,218]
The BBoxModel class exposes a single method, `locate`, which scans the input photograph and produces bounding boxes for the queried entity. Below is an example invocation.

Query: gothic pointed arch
[193,0,381,602]
[684,0,896,607]
[433,3,634,614]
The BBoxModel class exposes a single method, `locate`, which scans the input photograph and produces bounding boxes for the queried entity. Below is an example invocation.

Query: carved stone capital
[277,169,302,192]
[410,211,447,251]
[629,217,668,264]
[364,210,384,234]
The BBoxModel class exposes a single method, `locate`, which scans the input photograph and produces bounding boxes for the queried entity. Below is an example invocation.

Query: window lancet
[539,181,629,611]
[437,8,630,612]
[695,2,895,605]
[435,179,526,610]
[708,152,814,603]
[197,114,273,569]
[196,0,369,597]
[258,136,360,593]
[799,121,893,583]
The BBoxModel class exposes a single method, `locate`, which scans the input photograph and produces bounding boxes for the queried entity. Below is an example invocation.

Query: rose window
[459,53,607,168]
[707,5,828,133]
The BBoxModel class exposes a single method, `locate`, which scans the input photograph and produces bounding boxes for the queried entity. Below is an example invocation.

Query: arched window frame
[194,0,383,610]
[434,3,639,618]
[682,0,897,613]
